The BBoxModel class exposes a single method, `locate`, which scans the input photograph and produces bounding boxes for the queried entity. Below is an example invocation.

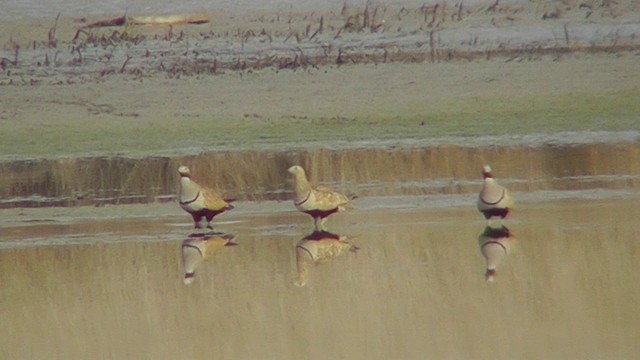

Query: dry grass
[1,141,639,207]
[1,1,639,79]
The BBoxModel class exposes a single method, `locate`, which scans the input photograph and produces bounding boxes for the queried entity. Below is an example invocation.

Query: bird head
[223,234,238,246]
[482,165,493,179]
[183,272,195,285]
[288,165,305,176]
[485,268,497,282]
[178,165,191,177]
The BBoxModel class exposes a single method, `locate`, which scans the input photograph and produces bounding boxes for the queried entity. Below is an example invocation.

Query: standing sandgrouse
[288,165,354,231]
[178,165,234,230]
[477,165,514,220]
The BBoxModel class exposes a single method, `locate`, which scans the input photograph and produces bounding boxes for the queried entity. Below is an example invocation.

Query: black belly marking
[481,226,511,238]
[303,230,340,241]
[481,207,509,219]
[190,209,227,224]
[303,208,339,219]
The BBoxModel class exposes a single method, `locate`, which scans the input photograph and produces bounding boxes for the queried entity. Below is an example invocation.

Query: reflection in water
[477,225,515,282]
[181,232,237,285]
[294,230,359,287]
[1,199,640,359]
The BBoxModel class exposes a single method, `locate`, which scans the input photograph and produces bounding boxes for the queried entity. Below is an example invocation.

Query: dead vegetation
[1,0,638,82]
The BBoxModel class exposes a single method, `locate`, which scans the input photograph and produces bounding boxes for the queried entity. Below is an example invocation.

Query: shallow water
[1,195,639,359]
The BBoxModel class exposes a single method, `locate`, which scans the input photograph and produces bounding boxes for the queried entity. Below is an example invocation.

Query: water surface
[1,196,638,359]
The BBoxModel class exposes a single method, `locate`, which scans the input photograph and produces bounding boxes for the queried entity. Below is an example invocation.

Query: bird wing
[311,185,352,211]
[202,235,234,257]
[201,187,233,211]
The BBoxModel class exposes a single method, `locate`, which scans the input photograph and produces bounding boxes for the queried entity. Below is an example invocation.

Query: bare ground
[1,0,640,158]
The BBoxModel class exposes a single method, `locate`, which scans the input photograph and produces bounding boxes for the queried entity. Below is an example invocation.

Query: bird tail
[222,234,238,246]
[224,198,237,209]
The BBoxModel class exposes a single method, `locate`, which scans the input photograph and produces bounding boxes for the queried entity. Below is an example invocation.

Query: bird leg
[205,211,219,230]
[313,217,328,231]
[486,217,504,229]
[313,217,323,231]
[191,213,202,229]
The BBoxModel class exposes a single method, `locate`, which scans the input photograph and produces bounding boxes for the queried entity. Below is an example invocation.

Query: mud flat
[1,196,639,359]
[1,1,640,164]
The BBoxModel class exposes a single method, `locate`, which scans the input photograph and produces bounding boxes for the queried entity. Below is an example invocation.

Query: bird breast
[180,178,204,211]
[479,178,506,206]
[294,190,316,211]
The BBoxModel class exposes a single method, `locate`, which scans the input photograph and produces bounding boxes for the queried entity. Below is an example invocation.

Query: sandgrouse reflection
[294,230,359,287]
[181,233,237,285]
[478,225,515,282]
